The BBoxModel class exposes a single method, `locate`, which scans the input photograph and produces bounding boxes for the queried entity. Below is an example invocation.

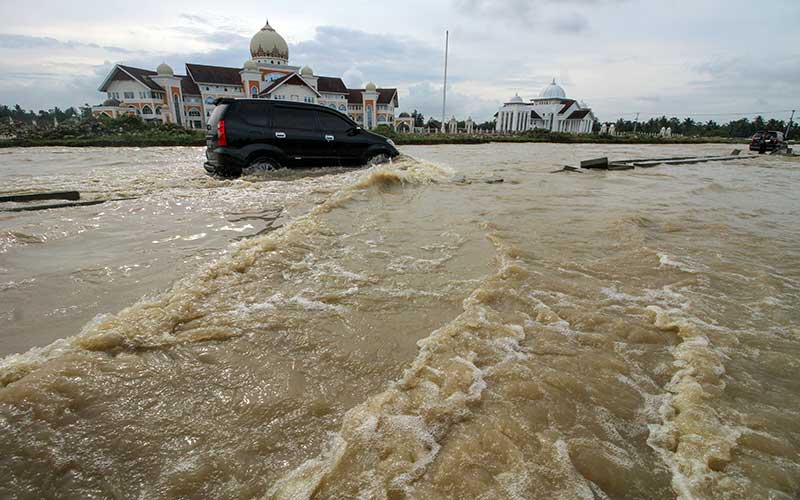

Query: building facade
[93,19,400,131]
[496,80,595,134]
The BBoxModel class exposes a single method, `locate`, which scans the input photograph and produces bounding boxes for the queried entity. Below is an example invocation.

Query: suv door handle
[325,135,335,142]
[275,132,286,139]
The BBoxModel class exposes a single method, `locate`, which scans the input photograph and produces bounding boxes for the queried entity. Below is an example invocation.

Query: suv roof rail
[213,97,236,106]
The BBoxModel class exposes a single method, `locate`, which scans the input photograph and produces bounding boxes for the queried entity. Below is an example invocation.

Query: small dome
[243,59,258,71]
[365,82,377,92]
[539,78,566,99]
[156,62,174,76]
[509,94,524,104]
[102,98,121,107]
[300,65,313,76]
[250,19,289,62]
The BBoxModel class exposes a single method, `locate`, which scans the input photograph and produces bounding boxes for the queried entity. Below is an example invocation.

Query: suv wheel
[243,157,280,175]
[366,153,390,166]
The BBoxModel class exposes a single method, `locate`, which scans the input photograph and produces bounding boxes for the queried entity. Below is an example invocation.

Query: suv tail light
[217,120,227,147]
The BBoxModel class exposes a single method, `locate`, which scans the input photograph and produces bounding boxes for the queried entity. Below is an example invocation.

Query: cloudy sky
[0,0,798,122]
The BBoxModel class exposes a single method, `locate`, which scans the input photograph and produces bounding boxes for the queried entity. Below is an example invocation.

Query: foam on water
[0,157,448,386]
[2,145,799,499]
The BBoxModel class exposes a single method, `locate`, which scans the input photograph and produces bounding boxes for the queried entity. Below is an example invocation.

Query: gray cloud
[553,13,589,33]
[453,0,621,30]
[1,0,798,123]
[404,82,500,122]
[0,33,131,53]
[0,61,113,110]
[290,26,443,84]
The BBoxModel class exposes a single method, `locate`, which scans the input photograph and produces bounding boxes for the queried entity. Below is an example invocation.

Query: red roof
[346,88,398,105]
[317,76,348,94]
[558,99,577,114]
[185,63,243,85]
[259,73,321,97]
[347,89,364,104]
[101,65,164,92]
[180,76,201,95]
[566,109,591,120]
[261,74,292,94]
[378,89,398,105]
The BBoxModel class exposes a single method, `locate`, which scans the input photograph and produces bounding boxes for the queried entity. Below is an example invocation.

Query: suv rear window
[207,104,228,131]
[272,106,318,131]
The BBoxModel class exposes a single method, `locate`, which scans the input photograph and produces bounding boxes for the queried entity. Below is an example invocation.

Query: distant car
[204,98,400,177]
[749,130,786,152]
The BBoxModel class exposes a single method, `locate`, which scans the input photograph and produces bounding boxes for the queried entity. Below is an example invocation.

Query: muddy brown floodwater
[1,144,798,499]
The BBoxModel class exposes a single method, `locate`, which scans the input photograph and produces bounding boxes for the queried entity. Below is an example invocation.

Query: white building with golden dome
[92,19,399,131]
[495,79,595,134]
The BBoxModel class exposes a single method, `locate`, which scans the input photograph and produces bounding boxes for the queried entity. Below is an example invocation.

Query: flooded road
[1,144,798,499]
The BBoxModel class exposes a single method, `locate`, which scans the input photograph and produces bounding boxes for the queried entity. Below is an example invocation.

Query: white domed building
[93,18,400,131]
[496,79,595,134]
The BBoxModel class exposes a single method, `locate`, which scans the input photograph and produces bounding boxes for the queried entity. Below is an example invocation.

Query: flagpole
[441,30,448,133]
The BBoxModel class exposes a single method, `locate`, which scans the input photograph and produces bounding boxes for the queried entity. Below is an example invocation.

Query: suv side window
[318,112,353,132]
[272,106,318,131]
[236,101,269,127]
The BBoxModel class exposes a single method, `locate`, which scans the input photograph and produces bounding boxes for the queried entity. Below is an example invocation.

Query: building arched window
[188,109,201,117]
[378,115,386,122]
[128,106,139,115]
[155,107,162,115]
[251,86,258,97]
[173,95,182,125]
[339,104,347,112]
[365,104,373,128]
[142,105,153,115]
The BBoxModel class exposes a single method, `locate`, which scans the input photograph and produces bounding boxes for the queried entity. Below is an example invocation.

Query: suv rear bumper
[203,161,221,174]
[204,148,243,177]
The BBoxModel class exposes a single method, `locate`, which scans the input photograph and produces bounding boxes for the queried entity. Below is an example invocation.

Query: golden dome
[250,19,289,62]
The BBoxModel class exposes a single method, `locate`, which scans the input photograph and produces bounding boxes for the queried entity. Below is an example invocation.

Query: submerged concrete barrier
[0,191,80,203]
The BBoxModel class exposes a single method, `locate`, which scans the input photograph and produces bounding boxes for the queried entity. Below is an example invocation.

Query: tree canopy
[599,115,792,138]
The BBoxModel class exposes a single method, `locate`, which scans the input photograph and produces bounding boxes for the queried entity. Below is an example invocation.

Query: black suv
[204,98,400,177]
